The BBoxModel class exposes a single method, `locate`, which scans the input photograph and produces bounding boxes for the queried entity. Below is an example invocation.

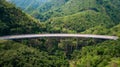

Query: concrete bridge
[0,34,118,40]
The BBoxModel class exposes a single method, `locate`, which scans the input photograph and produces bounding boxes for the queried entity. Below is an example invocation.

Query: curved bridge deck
[0,34,118,40]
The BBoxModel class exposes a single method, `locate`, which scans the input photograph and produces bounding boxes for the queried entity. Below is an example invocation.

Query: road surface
[0,34,118,40]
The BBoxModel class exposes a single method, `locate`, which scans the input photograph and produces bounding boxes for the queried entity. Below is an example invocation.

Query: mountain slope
[44,0,120,22]
[7,0,120,24]
[44,0,120,34]
[82,23,120,36]
[7,0,69,21]
[6,0,48,12]
[47,10,114,33]
[0,0,46,36]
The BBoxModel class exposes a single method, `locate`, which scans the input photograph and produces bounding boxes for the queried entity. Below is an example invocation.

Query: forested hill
[0,0,46,36]
[8,0,120,23]
[7,0,120,34]
[7,0,69,21]
[46,0,120,34]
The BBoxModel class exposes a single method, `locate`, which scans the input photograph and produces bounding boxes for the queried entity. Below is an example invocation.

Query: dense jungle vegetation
[0,0,120,67]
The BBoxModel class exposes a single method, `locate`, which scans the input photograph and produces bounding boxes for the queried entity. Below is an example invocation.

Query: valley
[0,0,120,67]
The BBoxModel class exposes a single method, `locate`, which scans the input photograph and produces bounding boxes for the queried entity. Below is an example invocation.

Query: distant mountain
[7,0,120,33]
[45,0,120,22]
[6,0,48,13]
[7,0,69,21]
[7,0,120,24]
[45,0,120,34]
